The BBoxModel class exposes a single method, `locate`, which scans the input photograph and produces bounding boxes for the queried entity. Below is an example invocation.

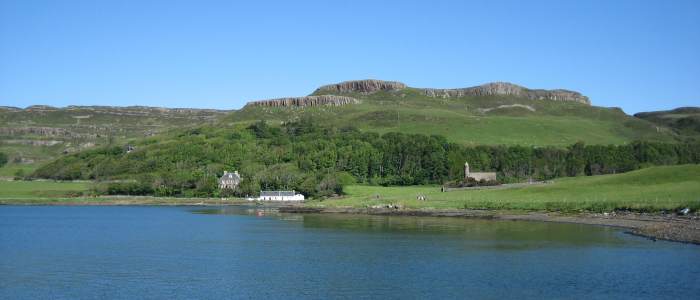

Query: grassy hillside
[29,114,699,199]
[0,106,229,176]
[226,85,676,146]
[635,107,700,139]
[310,165,700,212]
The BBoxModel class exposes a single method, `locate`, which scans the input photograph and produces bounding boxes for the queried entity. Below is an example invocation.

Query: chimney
[464,162,470,180]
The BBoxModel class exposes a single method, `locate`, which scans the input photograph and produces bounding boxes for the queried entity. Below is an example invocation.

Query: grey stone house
[219,171,241,190]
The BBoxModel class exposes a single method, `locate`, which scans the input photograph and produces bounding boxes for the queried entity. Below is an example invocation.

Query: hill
[634,107,700,139]
[0,105,230,176]
[226,79,676,146]
[2,79,685,180]
[29,116,699,199]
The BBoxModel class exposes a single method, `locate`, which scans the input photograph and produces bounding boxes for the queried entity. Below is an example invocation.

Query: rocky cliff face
[315,79,407,94]
[311,79,589,104]
[421,82,590,105]
[247,95,360,108]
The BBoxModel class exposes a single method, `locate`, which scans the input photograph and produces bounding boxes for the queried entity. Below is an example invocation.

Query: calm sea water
[0,206,698,299]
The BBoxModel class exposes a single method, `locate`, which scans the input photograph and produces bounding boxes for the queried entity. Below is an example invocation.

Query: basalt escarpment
[311,79,589,105]
[315,79,406,94]
[247,95,360,108]
[421,82,590,105]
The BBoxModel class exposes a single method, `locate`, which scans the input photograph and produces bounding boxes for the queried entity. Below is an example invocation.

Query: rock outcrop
[315,79,406,94]
[25,105,59,111]
[479,104,536,113]
[0,127,70,137]
[421,82,590,105]
[4,139,64,146]
[4,105,229,116]
[247,95,359,108]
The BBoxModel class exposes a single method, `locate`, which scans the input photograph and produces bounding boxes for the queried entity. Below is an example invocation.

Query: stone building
[464,162,497,182]
[219,171,241,190]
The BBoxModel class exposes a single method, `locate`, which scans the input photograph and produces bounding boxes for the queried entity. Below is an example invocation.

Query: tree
[566,142,586,176]
[0,152,7,168]
[13,169,25,180]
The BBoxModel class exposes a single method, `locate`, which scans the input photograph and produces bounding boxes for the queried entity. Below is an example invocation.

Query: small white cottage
[255,190,305,202]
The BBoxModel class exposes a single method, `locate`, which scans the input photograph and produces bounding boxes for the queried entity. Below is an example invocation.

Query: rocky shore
[279,206,700,245]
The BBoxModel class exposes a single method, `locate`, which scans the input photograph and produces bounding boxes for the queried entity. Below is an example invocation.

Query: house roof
[219,171,241,183]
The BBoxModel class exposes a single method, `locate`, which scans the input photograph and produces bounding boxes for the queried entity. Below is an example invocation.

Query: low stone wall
[443,181,551,192]
[468,172,497,182]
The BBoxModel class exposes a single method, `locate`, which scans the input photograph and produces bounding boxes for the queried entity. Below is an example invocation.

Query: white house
[254,190,305,202]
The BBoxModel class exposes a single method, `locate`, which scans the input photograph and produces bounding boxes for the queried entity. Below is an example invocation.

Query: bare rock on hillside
[315,79,407,94]
[247,95,360,108]
[0,127,70,137]
[421,82,590,105]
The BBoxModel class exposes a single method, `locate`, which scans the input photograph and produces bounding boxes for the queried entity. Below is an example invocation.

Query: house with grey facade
[219,171,241,190]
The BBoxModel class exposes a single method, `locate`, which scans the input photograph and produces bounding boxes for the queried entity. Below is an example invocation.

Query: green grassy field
[3,165,699,211]
[0,180,90,199]
[308,165,700,212]
[0,163,38,177]
[0,180,246,205]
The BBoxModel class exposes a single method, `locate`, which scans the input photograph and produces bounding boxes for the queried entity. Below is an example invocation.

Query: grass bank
[0,180,244,205]
[307,165,700,212]
[0,180,90,199]
[4,165,699,211]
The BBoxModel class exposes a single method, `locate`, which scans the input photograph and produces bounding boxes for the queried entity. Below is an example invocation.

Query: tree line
[31,119,700,198]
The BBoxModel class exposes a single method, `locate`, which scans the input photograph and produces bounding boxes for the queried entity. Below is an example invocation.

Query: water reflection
[192,206,303,221]
[3,205,697,299]
[193,205,631,250]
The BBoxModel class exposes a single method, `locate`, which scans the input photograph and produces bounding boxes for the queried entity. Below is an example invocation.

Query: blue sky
[1,0,698,113]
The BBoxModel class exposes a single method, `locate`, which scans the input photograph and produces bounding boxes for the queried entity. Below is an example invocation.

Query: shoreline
[2,198,698,245]
[280,206,700,245]
[0,197,248,206]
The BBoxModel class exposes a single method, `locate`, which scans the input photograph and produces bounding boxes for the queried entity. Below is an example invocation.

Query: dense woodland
[31,120,700,198]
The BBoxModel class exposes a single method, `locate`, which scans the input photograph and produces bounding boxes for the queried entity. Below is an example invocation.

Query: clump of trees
[31,119,700,198]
